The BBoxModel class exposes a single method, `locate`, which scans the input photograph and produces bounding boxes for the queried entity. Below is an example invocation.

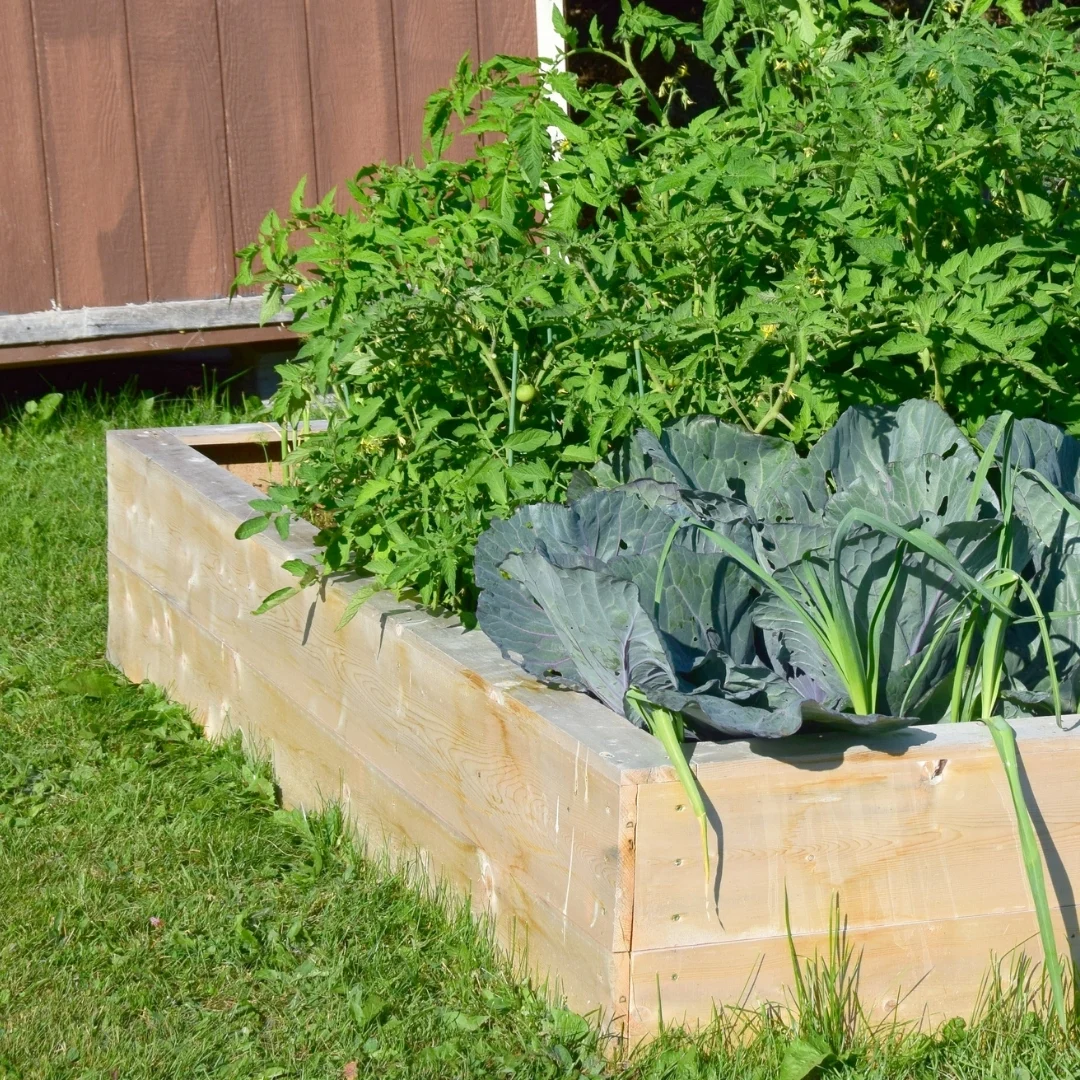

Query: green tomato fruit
[515,383,538,404]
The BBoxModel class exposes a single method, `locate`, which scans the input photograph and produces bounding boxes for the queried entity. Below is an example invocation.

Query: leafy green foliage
[949,411,1080,1028]
[236,1,1080,616]
[477,400,1017,734]
[482,398,1080,732]
[477,397,1080,1021]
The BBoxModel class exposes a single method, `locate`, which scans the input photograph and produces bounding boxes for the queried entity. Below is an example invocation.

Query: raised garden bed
[106,423,1080,1041]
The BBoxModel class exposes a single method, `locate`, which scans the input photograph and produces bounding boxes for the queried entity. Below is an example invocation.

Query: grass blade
[980,581,1018,721]
[985,715,1067,1030]
[865,550,905,714]
[784,886,810,1013]
[807,548,869,714]
[654,519,682,621]
[1013,574,1063,725]
[947,610,980,724]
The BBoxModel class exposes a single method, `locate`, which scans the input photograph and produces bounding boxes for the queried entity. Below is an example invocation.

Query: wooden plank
[107,554,626,1025]
[0,325,296,369]
[0,0,55,314]
[217,0,316,260]
[178,420,323,446]
[125,0,234,301]
[121,427,658,773]
[0,296,290,346]
[207,448,283,493]
[391,0,480,163]
[106,434,631,951]
[304,0,399,207]
[105,428,645,957]
[105,422,1080,1038]
[628,904,1080,1038]
[31,0,146,308]
[477,0,538,58]
[214,459,280,494]
[631,723,1080,953]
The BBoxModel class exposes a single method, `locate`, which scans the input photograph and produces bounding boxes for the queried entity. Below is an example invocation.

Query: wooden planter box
[106,424,1080,1041]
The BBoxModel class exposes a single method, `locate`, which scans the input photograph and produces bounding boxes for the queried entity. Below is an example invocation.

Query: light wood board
[627,902,1079,1040]
[108,553,626,1024]
[0,296,289,346]
[0,326,296,369]
[632,724,1080,952]
[106,423,1080,1042]
[106,429,642,973]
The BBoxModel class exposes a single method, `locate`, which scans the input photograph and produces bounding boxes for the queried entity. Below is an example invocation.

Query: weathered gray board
[107,424,1080,1041]
[0,297,290,346]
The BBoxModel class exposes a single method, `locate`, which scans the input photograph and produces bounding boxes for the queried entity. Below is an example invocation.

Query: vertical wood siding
[392,0,480,162]
[305,0,399,212]
[33,0,147,309]
[0,0,55,313]
[127,0,234,301]
[0,0,538,316]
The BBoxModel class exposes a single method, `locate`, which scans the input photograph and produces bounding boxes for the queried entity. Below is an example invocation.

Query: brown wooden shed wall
[0,0,538,318]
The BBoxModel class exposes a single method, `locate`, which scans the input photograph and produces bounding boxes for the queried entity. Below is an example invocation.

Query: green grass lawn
[0,390,1077,1079]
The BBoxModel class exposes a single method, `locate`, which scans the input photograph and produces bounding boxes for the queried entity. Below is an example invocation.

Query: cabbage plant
[476,400,1080,1026]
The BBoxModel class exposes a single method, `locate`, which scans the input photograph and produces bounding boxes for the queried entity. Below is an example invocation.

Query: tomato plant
[235,0,1080,618]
